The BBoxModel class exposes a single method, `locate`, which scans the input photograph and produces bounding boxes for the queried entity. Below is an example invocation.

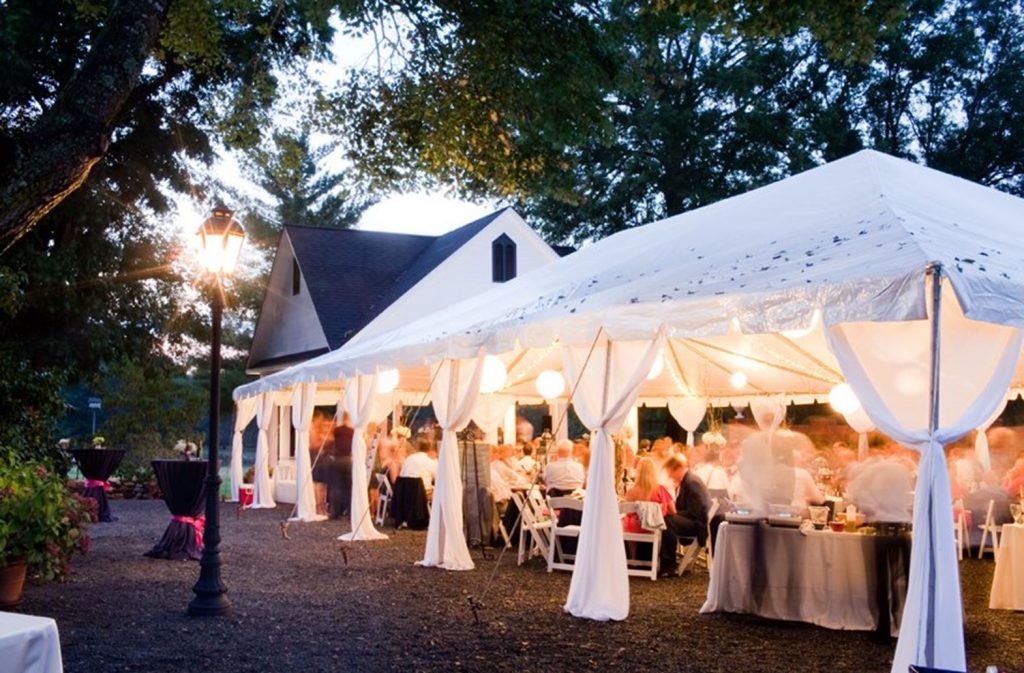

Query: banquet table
[145,460,207,561]
[989,523,1024,610]
[0,611,63,673]
[700,522,910,637]
[70,448,126,522]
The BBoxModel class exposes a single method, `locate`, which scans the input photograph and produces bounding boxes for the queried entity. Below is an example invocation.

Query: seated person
[392,439,435,529]
[400,439,437,496]
[623,457,677,574]
[544,439,585,496]
[517,444,539,479]
[663,454,711,548]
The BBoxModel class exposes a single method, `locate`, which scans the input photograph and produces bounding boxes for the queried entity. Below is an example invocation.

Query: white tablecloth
[0,611,63,673]
[700,523,908,636]
[989,523,1024,610]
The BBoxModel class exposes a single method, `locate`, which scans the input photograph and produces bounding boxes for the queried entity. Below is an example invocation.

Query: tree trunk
[0,0,172,255]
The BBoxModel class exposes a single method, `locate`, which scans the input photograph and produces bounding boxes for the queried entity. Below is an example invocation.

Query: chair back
[376,473,393,497]
[618,501,639,515]
[548,496,584,512]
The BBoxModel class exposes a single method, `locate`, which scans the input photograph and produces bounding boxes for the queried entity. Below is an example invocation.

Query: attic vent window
[492,234,516,283]
[292,258,301,295]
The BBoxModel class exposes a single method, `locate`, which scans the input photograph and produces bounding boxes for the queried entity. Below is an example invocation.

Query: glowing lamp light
[781,309,821,340]
[480,355,508,394]
[196,204,245,274]
[536,370,566,400]
[729,371,748,389]
[828,383,861,415]
[376,368,400,394]
[646,352,665,380]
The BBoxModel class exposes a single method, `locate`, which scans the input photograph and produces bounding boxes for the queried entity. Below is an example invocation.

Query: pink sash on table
[171,514,206,548]
[83,478,111,491]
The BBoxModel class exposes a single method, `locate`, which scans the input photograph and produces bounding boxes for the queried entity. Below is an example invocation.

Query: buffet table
[989,523,1024,610]
[70,448,126,522]
[701,522,910,637]
[144,460,207,561]
[0,611,63,673]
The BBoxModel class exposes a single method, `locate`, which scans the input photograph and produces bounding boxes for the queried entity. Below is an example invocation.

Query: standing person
[329,412,354,519]
[310,411,333,517]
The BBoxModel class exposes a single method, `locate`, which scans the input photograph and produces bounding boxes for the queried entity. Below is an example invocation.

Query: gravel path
[20,500,1024,673]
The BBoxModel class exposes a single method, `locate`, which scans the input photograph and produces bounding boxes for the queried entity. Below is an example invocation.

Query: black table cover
[145,460,207,561]
[392,477,429,530]
[71,448,126,522]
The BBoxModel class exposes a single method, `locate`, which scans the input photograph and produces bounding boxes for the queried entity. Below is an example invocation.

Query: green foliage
[0,458,94,582]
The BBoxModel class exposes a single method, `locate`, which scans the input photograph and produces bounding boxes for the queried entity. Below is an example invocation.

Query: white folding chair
[676,498,719,576]
[704,498,721,574]
[374,474,393,527]
[547,496,583,573]
[978,498,1002,559]
[619,502,661,581]
[953,498,967,561]
[513,490,550,565]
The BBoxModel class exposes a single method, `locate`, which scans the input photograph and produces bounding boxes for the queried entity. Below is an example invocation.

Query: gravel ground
[20,500,1024,673]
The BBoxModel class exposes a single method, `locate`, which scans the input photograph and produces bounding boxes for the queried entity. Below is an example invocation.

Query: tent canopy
[235,150,1024,401]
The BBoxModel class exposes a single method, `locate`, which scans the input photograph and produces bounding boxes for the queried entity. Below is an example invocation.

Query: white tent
[233,150,1024,673]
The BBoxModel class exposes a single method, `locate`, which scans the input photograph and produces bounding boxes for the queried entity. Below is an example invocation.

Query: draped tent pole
[924,263,942,665]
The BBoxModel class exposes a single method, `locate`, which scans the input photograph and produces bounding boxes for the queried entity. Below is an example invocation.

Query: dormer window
[292,258,301,295]
[492,234,516,283]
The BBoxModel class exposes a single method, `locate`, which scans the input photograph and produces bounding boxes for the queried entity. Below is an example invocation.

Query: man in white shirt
[400,445,437,494]
[544,439,585,495]
[517,444,538,479]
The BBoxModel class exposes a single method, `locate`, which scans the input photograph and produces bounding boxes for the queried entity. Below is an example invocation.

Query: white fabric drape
[974,399,1006,472]
[229,396,257,501]
[667,398,707,447]
[750,396,786,434]
[502,404,517,446]
[250,393,277,509]
[471,394,515,444]
[289,382,325,522]
[419,352,486,570]
[339,374,388,541]
[561,331,663,620]
[843,406,876,461]
[826,282,1022,673]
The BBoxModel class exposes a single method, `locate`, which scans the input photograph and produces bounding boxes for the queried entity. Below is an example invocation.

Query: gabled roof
[283,207,511,350]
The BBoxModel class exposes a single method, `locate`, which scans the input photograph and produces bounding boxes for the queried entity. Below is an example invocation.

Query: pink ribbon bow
[83,478,111,491]
[172,514,206,548]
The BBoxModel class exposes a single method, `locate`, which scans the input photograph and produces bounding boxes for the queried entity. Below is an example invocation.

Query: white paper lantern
[781,308,821,340]
[376,368,400,394]
[646,352,665,380]
[729,371,748,389]
[479,355,508,394]
[828,383,861,415]
[536,370,566,400]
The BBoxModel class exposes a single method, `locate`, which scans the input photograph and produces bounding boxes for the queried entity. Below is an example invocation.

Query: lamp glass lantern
[196,205,245,275]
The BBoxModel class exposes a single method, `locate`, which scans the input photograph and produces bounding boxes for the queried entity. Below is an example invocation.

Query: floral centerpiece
[0,457,94,604]
[91,435,106,449]
[391,425,412,440]
[173,439,199,461]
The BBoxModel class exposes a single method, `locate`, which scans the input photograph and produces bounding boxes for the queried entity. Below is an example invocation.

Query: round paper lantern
[646,352,665,380]
[376,368,400,394]
[479,355,508,394]
[730,371,748,389]
[828,383,860,415]
[536,370,566,400]
[781,309,821,340]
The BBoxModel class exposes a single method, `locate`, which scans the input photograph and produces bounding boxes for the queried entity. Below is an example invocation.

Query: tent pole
[925,263,943,665]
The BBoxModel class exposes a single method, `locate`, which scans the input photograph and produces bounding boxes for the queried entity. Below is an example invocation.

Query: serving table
[701,522,910,637]
[144,459,207,561]
[0,611,63,673]
[70,448,126,522]
[989,523,1024,610]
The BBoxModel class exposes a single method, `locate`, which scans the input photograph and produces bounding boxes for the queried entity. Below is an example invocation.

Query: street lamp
[188,205,244,617]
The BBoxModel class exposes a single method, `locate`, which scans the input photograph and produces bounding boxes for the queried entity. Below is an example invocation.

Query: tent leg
[925,263,943,665]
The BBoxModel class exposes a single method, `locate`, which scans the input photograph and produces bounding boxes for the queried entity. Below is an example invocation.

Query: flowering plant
[173,439,198,459]
[701,431,727,448]
[91,435,106,448]
[0,457,94,581]
[391,425,412,439]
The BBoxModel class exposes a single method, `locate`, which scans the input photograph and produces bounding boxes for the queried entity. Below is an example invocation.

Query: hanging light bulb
[781,309,821,340]
[730,371,748,389]
[828,383,861,415]
[376,368,400,394]
[479,355,508,394]
[536,370,566,400]
[646,351,665,380]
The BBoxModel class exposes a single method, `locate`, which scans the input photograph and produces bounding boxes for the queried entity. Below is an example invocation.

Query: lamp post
[188,205,244,617]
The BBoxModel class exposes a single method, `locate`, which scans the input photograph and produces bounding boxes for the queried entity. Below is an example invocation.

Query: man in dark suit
[663,454,711,546]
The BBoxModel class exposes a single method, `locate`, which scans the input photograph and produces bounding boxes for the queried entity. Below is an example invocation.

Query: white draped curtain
[974,399,1007,472]
[289,382,326,522]
[339,373,388,541]
[251,393,277,509]
[667,397,707,447]
[843,406,876,460]
[561,330,662,620]
[472,394,515,444]
[749,396,786,435]
[230,396,258,501]
[419,352,486,570]
[826,277,1022,673]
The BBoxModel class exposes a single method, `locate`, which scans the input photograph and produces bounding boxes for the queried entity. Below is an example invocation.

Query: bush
[0,456,93,582]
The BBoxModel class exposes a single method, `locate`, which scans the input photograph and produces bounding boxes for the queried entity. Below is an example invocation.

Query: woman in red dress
[622,456,675,533]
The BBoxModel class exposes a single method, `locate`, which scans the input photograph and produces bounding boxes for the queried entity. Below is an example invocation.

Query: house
[244,207,571,503]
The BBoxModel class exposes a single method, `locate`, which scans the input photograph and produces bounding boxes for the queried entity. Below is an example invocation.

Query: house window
[492,234,517,282]
[292,258,301,295]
